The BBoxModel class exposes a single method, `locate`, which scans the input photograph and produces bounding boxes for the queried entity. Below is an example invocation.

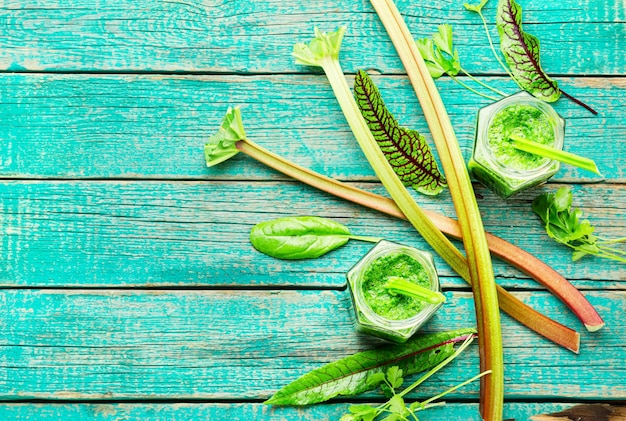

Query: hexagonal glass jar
[468,91,565,199]
[347,240,443,343]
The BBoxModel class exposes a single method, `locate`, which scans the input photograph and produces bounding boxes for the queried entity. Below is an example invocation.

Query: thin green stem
[597,244,626,256]
[509,134,602,175]
[449,74,500,101]
[399,335,475,398]
[477,10,523,90]
[460,66,508,97]
[347,235,382,243]
[599,237,626,245]
[419,370,492,408]
[597,248,626,263]
[385,276,446,304]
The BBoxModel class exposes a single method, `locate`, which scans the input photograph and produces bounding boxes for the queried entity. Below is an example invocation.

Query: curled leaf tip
[293,27,346,67]
[204,107,246,167]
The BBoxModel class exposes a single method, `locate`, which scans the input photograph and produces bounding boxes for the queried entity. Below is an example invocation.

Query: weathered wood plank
[0,74,623,180]
[0,289,623,401]
[0,1,623,74]
[0,402,591,421]
[1,180,624,288]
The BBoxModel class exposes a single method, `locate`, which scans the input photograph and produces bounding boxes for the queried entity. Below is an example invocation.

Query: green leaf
[432,24,455,57]
[293,27,346,67]
[415,39,447,78]
[532,187,603,261]
[386,366,404,390]
[366,372,387,387]
[204,107,246,167]
[264,328,476,406]
[353,70,447,196]
[415,34,460,79]
[249,216,354,260]
[496,0,561,102]
[463,0,489,13]
[387,395,407,416]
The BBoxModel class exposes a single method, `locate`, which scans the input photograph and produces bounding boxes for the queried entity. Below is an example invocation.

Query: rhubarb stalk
[367,2,503,417]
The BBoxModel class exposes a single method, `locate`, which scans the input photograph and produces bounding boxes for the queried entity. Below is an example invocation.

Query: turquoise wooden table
[0,1,624,420]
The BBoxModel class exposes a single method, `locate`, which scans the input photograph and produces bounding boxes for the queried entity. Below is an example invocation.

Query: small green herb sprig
[340,335,489,421]
[532,187,626,263]
[416,24,507,101]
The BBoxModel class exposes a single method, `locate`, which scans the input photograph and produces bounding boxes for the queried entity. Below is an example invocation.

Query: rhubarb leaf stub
[204,107,246,167]
[293,27,346,67]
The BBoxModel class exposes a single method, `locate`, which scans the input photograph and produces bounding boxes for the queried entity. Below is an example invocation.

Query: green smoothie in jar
[468,91,565,199]
[347,240,443,343]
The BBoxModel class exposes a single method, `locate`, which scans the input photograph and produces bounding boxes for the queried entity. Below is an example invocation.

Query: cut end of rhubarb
[584,322,605,333]
[570,333,581,354]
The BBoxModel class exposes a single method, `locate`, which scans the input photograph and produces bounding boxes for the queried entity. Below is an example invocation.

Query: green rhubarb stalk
[385,276,446,304]
[292,27,466,271]
[367,1,503,418]
[508,134,602,176]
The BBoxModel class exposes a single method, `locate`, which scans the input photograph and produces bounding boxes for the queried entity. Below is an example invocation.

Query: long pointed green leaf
[496,0,561,102]
[354,70,447,196]
[264,328,476,406]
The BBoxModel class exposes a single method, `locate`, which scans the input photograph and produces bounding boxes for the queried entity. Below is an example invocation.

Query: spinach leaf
[353,70,447,196]
[496,0,561,102]
[264,328,476,406]
[249,216,378,260]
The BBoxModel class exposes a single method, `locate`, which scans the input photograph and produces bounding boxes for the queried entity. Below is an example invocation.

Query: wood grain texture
[0,74,623,180]
[0,1,623,74]
[0,0,624,415]
[1,180,624,288]
[0,289,624,401]
[0,402,591,421]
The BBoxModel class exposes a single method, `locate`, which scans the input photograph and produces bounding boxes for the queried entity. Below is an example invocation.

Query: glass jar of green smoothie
[468,91,565,199]
[347,240,443,343]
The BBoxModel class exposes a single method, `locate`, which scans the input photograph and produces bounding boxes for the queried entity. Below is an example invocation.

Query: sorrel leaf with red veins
[353,70,447,196]
[264,328,476,406]
[496,0,561,102]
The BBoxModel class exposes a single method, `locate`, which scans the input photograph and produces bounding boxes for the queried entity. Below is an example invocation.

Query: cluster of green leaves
[416,24,505,101]
[415,24,460,79]
[340,366,428,421]
[532,187,626,263]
